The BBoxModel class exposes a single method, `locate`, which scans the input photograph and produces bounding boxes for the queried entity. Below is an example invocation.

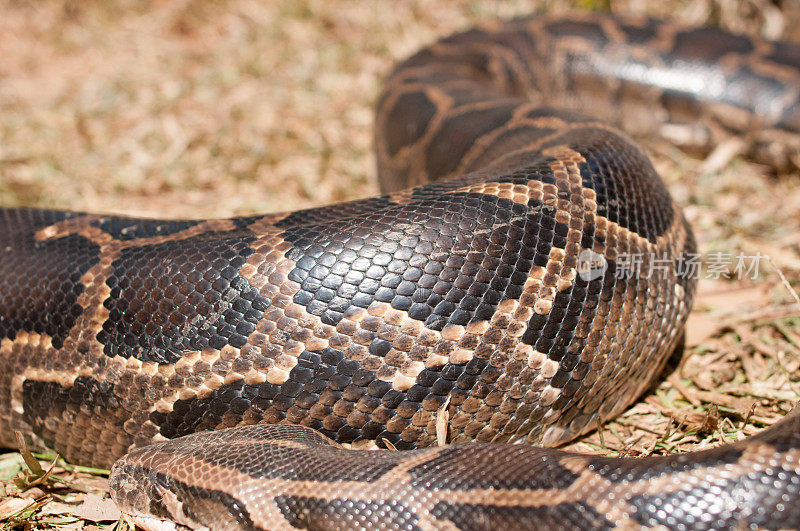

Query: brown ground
[1,0,800,529]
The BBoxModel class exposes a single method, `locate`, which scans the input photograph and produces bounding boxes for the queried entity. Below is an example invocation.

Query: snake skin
[1,12,800,531]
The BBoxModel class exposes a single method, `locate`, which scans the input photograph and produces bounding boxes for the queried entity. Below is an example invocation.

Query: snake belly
[2,12,800,531]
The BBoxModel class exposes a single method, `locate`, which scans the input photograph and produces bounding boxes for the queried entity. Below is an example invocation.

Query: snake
[2,11,800,531]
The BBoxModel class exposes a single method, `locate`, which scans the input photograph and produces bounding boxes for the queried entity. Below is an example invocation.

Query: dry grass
[1,0,800,528]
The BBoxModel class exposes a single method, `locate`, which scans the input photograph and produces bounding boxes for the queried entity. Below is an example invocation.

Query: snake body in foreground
[2,12,800,530]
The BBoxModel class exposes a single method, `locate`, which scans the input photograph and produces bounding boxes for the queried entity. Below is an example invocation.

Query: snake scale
[2,11,800,530]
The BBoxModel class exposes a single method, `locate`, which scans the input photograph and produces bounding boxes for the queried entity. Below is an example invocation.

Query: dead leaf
[72,493,121,523]
[663,407,719,435]
[39,501,82,516]
[685,312,723,347]
[0,496,33,520]
[686,282,772,346]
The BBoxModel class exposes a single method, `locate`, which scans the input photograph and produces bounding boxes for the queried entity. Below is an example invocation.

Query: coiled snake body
[2,13,800,530]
